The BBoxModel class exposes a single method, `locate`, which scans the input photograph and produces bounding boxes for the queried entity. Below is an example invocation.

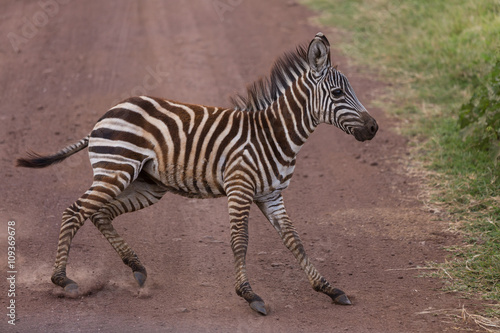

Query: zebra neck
[258,81,317,161]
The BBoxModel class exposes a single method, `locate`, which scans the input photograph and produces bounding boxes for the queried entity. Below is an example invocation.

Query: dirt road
[1,1,481,332]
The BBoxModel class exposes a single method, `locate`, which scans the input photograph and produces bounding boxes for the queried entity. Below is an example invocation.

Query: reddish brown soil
[0,1,483,332]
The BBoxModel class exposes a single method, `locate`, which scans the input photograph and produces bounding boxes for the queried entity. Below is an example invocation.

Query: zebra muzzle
[353,113,378,142]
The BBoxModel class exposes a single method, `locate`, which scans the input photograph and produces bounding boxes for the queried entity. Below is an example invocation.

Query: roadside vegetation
[302,0,500,317]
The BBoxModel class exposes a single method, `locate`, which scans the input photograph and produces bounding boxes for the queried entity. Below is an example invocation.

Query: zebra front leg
[255,194,351,306]
[226,185,267,315]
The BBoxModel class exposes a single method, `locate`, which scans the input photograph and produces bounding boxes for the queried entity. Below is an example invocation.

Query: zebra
[17,32,378,315]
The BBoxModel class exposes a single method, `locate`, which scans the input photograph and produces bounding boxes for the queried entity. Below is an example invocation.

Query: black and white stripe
[17,32,377,314]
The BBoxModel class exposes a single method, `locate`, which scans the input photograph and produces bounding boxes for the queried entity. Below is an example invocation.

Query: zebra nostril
[369,120,378,135]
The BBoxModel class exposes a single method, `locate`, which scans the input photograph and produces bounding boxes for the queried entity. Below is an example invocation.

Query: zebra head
[307,33,378,142]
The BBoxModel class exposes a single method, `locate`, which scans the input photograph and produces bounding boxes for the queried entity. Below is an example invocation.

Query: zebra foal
[17,33,377,315]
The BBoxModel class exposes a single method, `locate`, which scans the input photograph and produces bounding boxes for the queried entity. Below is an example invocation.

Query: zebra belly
[142,157,226,199]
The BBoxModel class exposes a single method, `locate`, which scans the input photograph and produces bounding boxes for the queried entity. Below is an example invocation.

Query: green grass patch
[301,0,500,315]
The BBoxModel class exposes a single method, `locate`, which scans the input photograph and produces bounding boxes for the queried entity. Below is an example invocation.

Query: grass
[301,0,500,317]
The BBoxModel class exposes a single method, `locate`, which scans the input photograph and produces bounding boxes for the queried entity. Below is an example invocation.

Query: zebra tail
[16,135,90,168]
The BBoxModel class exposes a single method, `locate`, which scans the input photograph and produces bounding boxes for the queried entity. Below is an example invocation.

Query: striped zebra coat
[17,33,377,315]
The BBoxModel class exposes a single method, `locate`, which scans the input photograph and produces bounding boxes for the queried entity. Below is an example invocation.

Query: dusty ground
[0,1,483,332]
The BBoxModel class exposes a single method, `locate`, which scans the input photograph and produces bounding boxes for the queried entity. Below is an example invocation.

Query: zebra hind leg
[90,173,167,288]
[51,175,126,295]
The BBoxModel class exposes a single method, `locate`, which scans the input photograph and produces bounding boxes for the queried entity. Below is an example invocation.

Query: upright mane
[230,45,310,111]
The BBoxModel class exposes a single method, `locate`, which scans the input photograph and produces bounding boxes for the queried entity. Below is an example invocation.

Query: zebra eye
[331,88,343,97]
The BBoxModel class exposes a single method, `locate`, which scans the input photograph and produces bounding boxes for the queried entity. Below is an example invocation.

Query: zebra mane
[230,45,310,111]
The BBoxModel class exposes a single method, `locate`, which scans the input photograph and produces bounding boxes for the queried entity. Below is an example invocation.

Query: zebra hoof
[333,293,352,305]
[133,271,147,287]
[250,300,268,315]
[64,282,79,297]
[328,288,352,305]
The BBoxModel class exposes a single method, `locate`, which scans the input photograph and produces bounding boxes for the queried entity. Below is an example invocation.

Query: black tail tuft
[16,151,67,168]
[16,135,89,169]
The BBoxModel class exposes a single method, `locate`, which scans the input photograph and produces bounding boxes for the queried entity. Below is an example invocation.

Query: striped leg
[51,174,125,293]
[225,182,267,315]
[255,193,351,305]
[89,174,167,287]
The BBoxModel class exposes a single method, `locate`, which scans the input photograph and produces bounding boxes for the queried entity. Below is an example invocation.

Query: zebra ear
[307,32,331,74]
